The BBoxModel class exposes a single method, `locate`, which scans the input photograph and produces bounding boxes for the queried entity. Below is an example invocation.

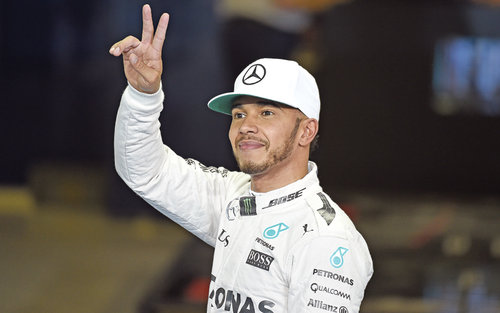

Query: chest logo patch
[330,247,349,268]
[246,249,274,271]
[263,223,289,239]
[240,196,257,216]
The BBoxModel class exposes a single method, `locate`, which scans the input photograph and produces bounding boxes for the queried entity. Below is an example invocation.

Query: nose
[238,114,258,134]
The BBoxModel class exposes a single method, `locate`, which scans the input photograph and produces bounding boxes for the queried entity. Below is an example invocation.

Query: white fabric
[115,85,373,313]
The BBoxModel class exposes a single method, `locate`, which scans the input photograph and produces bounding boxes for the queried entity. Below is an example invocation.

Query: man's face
[228,96,303,176]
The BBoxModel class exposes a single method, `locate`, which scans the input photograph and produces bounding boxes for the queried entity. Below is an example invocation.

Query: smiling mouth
[237,138,267,151]
[239,141,264,151]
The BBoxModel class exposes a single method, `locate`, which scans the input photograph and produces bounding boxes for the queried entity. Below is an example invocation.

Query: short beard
[236,118,302,175]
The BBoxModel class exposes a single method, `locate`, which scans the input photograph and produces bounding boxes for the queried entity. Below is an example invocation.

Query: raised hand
[109,4,169,94]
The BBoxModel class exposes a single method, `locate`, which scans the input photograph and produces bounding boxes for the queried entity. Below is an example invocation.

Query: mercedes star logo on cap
[242,64,266,85]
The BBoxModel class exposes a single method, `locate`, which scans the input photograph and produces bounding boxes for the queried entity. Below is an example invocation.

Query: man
[110,4,372,313]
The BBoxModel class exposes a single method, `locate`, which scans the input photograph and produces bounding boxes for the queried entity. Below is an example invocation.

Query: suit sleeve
[287,232,373,313]
[114,84,249,246]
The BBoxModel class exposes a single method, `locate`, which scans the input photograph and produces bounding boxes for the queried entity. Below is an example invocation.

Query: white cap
[208,58,320,120]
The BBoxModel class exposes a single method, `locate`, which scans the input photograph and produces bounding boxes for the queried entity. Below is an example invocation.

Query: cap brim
[208,92,270,116]
[207,93,239,115]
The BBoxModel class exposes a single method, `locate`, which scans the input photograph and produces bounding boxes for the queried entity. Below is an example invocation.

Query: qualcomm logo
[263,223,289,239]
[330,247,349,268]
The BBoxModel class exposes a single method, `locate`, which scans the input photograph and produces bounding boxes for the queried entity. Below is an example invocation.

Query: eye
[261,110,274,117]
[233,111,246,119]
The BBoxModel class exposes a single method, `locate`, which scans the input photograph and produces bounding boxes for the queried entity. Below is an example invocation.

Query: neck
[250,157,309,193]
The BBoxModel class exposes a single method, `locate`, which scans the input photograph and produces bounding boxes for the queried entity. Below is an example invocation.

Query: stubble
[235,118,302,175]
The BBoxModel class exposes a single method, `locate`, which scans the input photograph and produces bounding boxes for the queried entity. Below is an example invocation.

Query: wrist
[128,81,162,96]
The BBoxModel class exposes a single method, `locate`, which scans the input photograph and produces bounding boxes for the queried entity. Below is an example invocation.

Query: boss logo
[246,249,274,271]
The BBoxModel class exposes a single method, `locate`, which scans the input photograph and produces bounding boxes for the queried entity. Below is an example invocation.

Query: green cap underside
[208,93,264,116]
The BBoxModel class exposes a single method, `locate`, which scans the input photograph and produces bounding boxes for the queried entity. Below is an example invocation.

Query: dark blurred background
[1,0,499,312]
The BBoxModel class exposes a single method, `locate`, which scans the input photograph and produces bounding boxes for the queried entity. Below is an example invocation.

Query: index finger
[152,13,170,52]
[141,4,154,44]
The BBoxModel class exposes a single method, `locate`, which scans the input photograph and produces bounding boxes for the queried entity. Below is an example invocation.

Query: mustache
[235,135,268,147]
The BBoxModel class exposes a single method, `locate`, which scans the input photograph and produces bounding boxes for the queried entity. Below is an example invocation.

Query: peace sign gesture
[109,4,169,94]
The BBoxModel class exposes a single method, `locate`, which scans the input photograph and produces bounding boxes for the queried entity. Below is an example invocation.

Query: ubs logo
[218,229,230,247]
[242,64,266,85]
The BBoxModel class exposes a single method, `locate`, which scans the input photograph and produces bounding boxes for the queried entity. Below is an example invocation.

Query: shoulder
[180,156,251,194]
[285,192,373,298]
[288,190,373,272]
[303,191,361,241]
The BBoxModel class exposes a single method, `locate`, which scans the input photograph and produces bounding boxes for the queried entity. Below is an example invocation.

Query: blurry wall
[0,0,235,187]
[314,0,500,195]
[1,0,499,198]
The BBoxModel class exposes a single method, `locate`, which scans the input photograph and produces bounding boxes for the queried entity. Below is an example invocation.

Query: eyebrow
[231,99,285,110]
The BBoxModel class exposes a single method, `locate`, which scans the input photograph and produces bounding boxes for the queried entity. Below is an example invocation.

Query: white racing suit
[114,85,374,313]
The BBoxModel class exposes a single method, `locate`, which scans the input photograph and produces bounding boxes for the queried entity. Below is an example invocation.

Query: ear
[298,118,319,147]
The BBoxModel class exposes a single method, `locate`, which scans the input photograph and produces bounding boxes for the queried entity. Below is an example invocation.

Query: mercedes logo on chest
[242,64,266,85]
